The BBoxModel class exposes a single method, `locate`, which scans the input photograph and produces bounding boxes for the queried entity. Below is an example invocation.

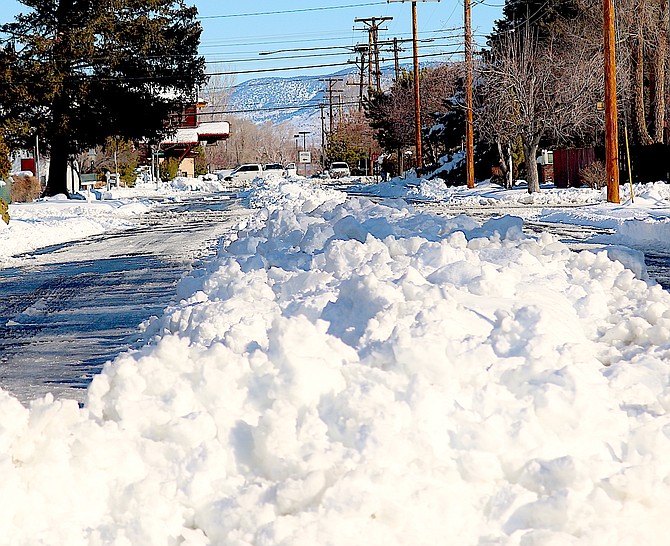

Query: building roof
[161,128,200,146]
[197,121,230,138]
[160,122,230,147]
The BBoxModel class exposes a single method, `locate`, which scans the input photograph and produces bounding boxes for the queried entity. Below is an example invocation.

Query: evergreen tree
[0,0,207,196]
[488,0,580,49]
[0,134,10,180]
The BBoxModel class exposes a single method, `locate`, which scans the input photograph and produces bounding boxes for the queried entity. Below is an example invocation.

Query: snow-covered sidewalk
[2,177,670,543]
[353,176,670,251]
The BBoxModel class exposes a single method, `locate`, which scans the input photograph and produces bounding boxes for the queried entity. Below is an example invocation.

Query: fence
[0,178,11,203]
[553,148,596,188]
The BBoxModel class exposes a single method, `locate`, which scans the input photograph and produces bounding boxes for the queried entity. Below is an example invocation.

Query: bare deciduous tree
[481,29,600,192]
[199,65,237,122]
[204,117,299,169]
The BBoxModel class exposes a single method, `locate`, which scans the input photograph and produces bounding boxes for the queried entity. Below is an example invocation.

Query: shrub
[10,174,41,202]
[0,135,10,180]
[580,160,607,189]
[0,199,9,224]
[159,157,180,181]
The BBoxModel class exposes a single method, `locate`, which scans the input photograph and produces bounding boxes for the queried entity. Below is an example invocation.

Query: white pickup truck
[329,162,351,178]
[223,164,263,185]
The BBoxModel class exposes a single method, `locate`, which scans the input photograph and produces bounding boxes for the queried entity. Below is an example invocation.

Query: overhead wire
[204,50,464,78]
[196,2,390,20]
[204,37,461,65]
[197,28,461,53]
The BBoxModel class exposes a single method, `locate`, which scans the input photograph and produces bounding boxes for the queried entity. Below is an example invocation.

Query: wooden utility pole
[411,2,423,169]
[320,78,343,133]
[388,0,440,170]
[348,45,369,110]
[320,103,327,167]
[604,0,620,202]
[354,16,392,92]
[393,37,401,80]
[464,0,475,188]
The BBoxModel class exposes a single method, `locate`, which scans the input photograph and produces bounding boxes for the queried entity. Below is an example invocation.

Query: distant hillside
[223,67,396,130]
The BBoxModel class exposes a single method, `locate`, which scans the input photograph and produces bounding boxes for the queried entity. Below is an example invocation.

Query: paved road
[0,194,253,406]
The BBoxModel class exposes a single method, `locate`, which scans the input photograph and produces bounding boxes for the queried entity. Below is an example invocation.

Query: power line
[204,50,463,77]
[197,2,389,20]
[198,100,362,116]
[198,28,461,50]
[203,37,459,65]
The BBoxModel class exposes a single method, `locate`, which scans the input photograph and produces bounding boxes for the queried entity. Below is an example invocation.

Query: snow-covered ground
[0,178,226,268]
[353,175,670,251]
[2,175,670,544]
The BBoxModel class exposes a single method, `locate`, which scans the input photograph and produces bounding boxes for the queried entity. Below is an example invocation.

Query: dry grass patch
[10,174,42,202]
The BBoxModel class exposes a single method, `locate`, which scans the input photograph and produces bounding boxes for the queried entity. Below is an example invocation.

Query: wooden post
[464,0,475,188]
[388,0,440,170]
[604,0,620,202]
[412,1,423,169]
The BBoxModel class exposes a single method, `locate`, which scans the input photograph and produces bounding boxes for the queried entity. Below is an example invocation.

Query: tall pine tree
[0,0,207,196]
[488,0,580,48]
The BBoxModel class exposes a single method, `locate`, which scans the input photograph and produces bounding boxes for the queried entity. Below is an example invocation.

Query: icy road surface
[0,195,253,406]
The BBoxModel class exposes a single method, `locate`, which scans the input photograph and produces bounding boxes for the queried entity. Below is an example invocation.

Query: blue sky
[3,1,504,83]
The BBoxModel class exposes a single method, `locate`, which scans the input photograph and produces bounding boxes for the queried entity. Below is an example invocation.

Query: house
[158,101,230,178]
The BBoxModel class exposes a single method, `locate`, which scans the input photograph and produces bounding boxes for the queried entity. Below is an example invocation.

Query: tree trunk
[43,136,70,197]
[496,138,513,188]
[651,0,668,143]
[522,136,540,193]
[632,3,653,145]
[43,97,71,197]
[43,1,73,198]
[495,138,509,187]
[507,144,513,189]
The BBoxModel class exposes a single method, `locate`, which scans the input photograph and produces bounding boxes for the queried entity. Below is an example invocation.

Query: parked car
[284,163,297,177]
[263,163,285,177]
[224,164,263,185]
[329,161,351,178]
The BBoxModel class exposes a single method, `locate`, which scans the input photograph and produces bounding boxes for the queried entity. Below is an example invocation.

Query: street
[0,194,253,406]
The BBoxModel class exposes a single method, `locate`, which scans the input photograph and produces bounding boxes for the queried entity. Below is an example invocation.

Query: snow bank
[170,176,226,193]
[357,177,670,251]
[2,178,670,544]
[0,172,234,268]
[0,197,153,267]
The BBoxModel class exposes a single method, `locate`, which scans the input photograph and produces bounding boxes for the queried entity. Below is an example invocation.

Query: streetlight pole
[411,1,422,170]
[388,0,440,172]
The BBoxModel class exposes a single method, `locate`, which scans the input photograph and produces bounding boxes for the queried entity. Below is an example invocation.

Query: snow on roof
[196,121,230,137]
[160,122,230,146]
[161,128,199,145]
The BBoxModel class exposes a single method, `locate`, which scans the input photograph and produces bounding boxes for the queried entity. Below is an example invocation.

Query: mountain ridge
[224,66,397,129]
